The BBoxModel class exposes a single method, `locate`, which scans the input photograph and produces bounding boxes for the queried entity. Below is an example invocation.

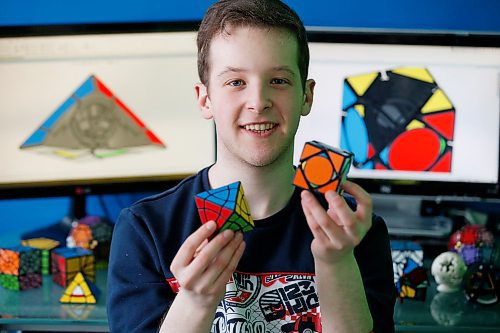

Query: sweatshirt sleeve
[355,215,397,333]
[107,208,173,333]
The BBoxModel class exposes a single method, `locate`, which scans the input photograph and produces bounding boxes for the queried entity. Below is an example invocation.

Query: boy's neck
[208,158,296,220]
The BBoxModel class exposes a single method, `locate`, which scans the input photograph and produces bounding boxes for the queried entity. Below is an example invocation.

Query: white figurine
[431,251,467,293]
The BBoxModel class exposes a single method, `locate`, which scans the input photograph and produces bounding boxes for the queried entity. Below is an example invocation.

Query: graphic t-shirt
[107,167,396,333]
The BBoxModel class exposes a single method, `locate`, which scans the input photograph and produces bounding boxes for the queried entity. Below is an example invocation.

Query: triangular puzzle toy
[60,272,100,304]
[20,74,165,159]
[195,181,254,233]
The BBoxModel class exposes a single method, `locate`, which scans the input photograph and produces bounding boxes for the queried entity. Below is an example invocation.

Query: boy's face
[196,26,314,168]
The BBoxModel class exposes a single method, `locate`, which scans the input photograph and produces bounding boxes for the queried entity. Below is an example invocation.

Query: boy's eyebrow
[272,66,297,77]
[217,66,243,77]
[217,66,297,77]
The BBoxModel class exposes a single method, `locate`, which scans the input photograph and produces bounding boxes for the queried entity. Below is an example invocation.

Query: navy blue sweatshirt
[107,167,395,332]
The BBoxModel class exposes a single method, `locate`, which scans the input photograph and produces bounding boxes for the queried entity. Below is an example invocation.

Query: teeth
[244,123,275,131]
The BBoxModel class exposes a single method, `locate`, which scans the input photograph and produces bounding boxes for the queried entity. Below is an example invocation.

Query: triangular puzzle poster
[20,75,166,159]
[340,67,455,172]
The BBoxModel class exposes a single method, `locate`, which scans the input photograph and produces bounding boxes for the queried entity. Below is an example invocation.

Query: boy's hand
[170,221,246,309]
[300,180,372,264]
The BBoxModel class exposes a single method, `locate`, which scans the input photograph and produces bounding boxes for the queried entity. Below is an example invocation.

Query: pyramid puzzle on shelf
[293,140,353,194]
[195,181,254,233]
[51,247,95,288]
[21,237,60,275]
[60,272,101,304]
[0,245,42,291]
[20,74,166,159]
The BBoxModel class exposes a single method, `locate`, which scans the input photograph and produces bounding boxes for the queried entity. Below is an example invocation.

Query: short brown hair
[197,0,309,89]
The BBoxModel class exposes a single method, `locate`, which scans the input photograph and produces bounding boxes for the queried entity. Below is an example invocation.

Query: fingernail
[234,232,243,241]
[326,190,338,199]
[223,229,234,239]
[205,221,216,231]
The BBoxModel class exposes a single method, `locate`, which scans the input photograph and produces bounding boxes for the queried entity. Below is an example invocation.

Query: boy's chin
[239,147,291,168]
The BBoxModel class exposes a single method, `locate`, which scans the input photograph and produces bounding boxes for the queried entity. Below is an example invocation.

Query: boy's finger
[187,229,236,276]
[213,240,246,288]
[301,194,330,244]
[324,190,356,228]
[201,232,245,288]
[173,221,217,267]
[301,190,346,243]
[341,181,373,224]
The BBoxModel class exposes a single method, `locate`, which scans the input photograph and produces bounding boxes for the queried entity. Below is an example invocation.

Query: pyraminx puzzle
[195,181,254,233]
[60,272,101,304]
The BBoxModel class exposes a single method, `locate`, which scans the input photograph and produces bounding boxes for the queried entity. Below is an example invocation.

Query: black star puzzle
[195,181,254,233]
[293,140,353,194]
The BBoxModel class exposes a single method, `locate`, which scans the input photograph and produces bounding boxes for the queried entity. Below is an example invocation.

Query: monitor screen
[295,32,500,199]
[0,29,215,198]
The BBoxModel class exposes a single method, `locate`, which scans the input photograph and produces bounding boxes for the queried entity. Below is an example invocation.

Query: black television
[296,29,500,235]
[0,23,216,214]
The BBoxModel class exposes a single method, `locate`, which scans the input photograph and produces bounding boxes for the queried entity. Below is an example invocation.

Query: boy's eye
[271,78,288,85]
[228,80,244,87]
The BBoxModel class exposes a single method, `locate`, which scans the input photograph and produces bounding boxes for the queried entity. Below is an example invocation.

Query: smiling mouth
[242,123,278,134]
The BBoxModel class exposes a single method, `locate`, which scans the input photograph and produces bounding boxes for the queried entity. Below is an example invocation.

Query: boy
[107,0,396,332]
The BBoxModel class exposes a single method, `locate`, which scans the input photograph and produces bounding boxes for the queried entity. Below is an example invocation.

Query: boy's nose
[245,84,272,113]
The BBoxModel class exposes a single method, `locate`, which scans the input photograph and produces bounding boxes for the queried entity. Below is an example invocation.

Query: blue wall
[1,0,499,32]
[0,0,499,245]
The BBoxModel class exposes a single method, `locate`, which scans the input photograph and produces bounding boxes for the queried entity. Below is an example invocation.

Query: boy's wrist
[315,251,357,274]
[176,288,222,314]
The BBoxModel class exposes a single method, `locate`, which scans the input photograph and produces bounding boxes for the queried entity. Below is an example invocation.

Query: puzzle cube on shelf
[195,181,254,233]
[51,247,95,288]
[391,240,429,302]
[60,272,101,304]
[293,140,353,194]
[0,245,42,291]
[21,237,60,275]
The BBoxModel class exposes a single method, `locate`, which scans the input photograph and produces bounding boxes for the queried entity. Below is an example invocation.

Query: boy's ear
[195,83,213,119]
[301,79,315,117]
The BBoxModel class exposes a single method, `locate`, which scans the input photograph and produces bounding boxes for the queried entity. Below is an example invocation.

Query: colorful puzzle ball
[448,224,495,266]
[463,262,499,305]
[293,140,353,194]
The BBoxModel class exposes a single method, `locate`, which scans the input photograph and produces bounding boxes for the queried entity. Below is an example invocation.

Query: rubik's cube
[293,140,353,194]
[0,245,42,291]
[391,240,429,301]
[195,181,254,233]
[60,272,101,304]
[51,247,95,288]
[21,238,60,275]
